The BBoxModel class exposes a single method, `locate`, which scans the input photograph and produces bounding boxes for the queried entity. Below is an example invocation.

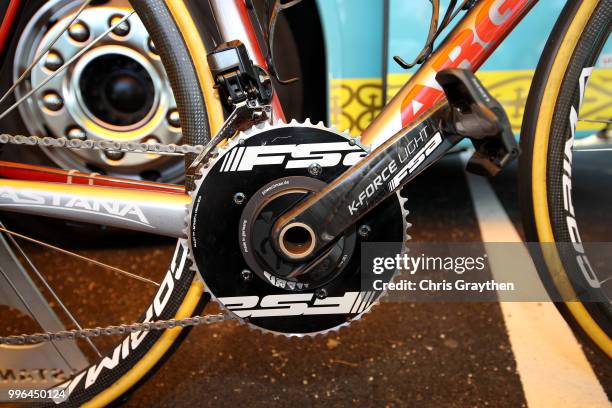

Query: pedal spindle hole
[279,222,316,260]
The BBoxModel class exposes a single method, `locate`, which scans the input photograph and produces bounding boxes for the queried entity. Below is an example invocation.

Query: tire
[29,0,222,405]
[519,0,612,358]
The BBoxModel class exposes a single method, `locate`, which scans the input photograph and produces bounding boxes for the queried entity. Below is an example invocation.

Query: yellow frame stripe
[531,0,611,358]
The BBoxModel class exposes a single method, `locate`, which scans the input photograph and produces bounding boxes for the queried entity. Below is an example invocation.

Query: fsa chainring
[189,122,408,336]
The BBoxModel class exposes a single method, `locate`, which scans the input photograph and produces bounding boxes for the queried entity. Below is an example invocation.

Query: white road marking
[462,152,609,407]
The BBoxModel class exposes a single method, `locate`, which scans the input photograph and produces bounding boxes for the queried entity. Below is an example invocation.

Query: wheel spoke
[574,148,612,152]
[1,222,101,357]
[0,0,93,109]
[578,118,612,124]
[0,225,159,287]
[0,11,135,121]
[600,275,612,286]
[0,245,76,370]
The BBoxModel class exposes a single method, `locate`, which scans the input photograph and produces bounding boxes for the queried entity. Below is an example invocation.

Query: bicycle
[0,0,609,406]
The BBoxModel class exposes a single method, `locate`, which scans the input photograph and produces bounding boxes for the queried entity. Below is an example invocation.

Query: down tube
[362,0,537,149]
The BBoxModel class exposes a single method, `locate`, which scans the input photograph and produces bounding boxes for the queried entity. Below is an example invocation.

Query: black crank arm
[273,69,518,257]
[273,100,459,252]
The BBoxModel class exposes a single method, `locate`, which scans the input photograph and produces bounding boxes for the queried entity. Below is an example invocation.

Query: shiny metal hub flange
[14,0,183,182]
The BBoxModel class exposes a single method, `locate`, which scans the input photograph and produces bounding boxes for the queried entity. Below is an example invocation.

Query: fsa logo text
[387,132,443,191]
[219,142,366,172]
[219,291,377,318]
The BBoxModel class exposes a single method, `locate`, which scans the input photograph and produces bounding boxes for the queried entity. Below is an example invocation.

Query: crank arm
[273,100,459,254]
[273,69,518,259]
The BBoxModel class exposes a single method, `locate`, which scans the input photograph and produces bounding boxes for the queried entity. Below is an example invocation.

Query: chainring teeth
[186,119,411,337]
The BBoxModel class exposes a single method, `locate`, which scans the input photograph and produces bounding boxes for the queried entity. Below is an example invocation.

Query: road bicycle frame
[0,0,537,237]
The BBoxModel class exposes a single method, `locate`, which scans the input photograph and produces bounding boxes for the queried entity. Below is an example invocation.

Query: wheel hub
[14,0,183,182]
[79,53,155,126]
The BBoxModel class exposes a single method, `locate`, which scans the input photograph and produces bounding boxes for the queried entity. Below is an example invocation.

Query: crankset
[188,122,409,336]
[188,68,517,337]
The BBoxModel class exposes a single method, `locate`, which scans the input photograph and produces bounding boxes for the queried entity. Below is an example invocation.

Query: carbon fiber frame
[0,0,537,236]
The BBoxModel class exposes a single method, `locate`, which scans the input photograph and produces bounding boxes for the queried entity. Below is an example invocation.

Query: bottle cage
[394,0,477,70]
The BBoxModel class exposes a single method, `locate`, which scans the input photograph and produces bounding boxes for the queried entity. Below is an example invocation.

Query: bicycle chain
[0,313,233,345]
[0,133,230,345]
[0,133,206,155]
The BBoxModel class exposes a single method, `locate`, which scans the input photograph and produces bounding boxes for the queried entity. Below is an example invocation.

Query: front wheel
[519,0,612,357]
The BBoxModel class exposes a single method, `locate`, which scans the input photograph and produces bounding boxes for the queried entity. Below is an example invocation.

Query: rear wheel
[520,0,612,357]
[0,0,222,406]
[10,0,185,183]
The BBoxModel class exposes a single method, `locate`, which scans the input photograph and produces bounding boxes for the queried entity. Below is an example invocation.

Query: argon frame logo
[399,0,530,126]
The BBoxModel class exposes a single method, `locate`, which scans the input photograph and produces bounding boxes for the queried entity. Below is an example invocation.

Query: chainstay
[0,134,225,346]
[0,120,254,344]
[0,313,233,345]
[0,133,226,346]
[0,133,205,155]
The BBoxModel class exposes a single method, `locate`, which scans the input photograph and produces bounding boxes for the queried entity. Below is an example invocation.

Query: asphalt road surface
[1,151,610,407]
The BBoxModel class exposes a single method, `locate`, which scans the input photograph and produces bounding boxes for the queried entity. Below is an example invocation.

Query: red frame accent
[0,161,184,193]
[362,0,537,147]
[235,0,286,122]
[399,0,535,127]
[0,0,21,57]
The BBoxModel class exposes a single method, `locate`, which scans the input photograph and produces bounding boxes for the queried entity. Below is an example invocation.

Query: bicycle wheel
[520,0,612,357]
[0,0,223,406]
